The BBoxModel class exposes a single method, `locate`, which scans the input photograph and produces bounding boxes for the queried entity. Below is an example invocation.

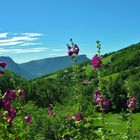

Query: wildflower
[7,107,16,122]
[0,62,7,68]
[74,113,84,122]
[73,44,79,55]
[127,96,136,110]
[93,90,101,102]
[17,89,24,99]
[99,97,109,110]
[66,39,80,58]
[48,106,55,116]
[25,115,32,124]
[9,90,16,100]
[67,44,73,57]
[67,114,72,119]
[91,54,102,69]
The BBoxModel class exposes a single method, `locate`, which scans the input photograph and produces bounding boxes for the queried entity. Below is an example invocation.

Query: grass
[94,113,140,139]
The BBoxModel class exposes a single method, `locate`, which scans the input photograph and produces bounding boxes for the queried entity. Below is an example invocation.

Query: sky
[0,0,140,63]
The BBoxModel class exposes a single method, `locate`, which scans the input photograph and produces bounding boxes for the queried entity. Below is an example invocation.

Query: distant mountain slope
[0,56,34,79]
[19,55,89,78]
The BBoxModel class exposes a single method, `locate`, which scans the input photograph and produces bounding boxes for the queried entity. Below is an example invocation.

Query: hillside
[0,42,140,139]
[19,54,89,78]
[0,55,89,79]
[0,56,34,79]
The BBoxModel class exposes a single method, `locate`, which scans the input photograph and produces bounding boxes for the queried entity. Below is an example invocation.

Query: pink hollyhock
[93,90,101,102]
[74,113,84,122]
[25,115,32,124]
[7,107,16,122]
[127,96,136,110]
[73,44,79,55]
[67,44,73,57]
[91,54,102,69]
[99,97,109,110]
[48,106,55,116]
[66,42,80,58]
[0,62,7,68]
[17,89,24,99]
[67,114,72,119]
[9,90,16,100]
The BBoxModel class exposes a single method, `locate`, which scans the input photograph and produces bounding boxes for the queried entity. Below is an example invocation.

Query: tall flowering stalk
[125,82,137,139]
[92,41,109,140]
[67,39,82,113]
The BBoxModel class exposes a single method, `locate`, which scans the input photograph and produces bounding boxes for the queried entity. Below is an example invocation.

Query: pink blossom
[67,114,72,119]
[127,96,136,110]
[0,62,7,68]
[91,54,102,69]
[74,113,84,122]
[93,90,101,102]
[99,97,109,110]
[25,115,32,124]
[73,44,79,55]
[17,89,24,99]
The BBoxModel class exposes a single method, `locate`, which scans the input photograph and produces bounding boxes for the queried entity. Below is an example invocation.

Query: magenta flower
[99,97,109,110]
[91,54,102,69]
[48,106,55,116]
[9,90,16,100]
[93,90,101,102]
[74,113,84,122]
[66,41,80,58]
[73,44,79,55]
[25,115,32,124]
[0,62,7,68]
[17,89,24,99]
[127,96,137,110]
[67,114,72,119]
[6,107,16,122]
[67,44,74,57]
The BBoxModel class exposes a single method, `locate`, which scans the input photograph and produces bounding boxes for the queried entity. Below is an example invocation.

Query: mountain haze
[0,55,89,79]
[19,55,89,78]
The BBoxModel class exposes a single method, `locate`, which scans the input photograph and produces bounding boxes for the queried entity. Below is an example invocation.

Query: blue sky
[0,0,140,63]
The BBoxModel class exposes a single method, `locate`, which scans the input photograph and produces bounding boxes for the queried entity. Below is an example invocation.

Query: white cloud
[0,33,8,38]
[51,49,65,52]
[0,32,43,47]
[19,42,42,46]
[0,36,38,43]
[0,41,23,46]
[21,32,43,37]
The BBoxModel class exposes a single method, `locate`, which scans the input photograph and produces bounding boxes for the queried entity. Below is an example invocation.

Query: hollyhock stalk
[94,41,108,140]
[68,39,83,113]
[125,84,136,140]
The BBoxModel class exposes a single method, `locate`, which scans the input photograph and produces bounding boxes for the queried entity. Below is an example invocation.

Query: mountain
[0,56,34,79]
[19,55,89,78]
[0,55,89,79]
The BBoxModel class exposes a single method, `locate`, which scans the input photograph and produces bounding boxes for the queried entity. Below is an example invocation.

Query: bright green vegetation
[0,42,140,139]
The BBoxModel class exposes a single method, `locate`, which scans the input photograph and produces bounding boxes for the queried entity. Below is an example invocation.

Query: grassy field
[94,113,140,139]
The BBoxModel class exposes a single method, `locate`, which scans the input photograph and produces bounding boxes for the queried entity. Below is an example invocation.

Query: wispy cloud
[19,42,43,47]
[51,49,65,52]
[0,41,23,46]
[0,33,8,38]
[0,32,43,47]
[21,32,43,37]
